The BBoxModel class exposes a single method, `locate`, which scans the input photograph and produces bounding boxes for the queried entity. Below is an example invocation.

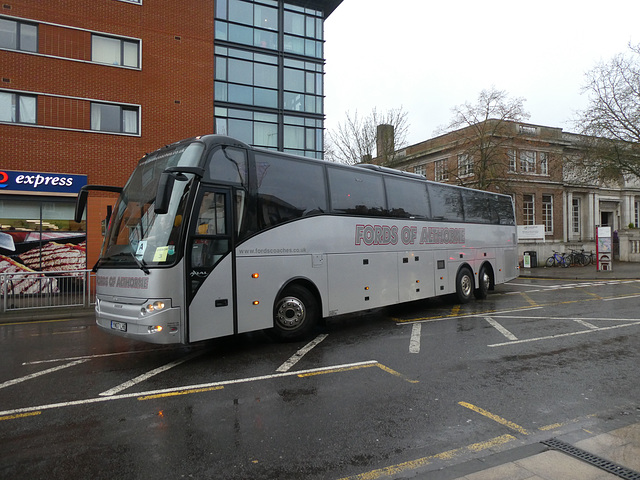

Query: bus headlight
[141,301,166,315]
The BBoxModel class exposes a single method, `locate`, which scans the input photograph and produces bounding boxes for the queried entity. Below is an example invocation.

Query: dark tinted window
[461,189,498,224]
[328,167,386,216]
[385,177,430,218]
[495,195,516,225]
[208,146,248,186]
[428,183,464,222]
[256,153,327,228]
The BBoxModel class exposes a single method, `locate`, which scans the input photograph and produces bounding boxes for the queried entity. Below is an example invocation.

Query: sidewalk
[432,259,640,480]
[520,260,639,281]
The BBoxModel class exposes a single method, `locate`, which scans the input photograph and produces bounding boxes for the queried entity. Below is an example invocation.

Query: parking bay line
[276,334,328,372]
[99,350,206,396]
[0,359,89,390]
[488,321,640,347]
[0,360,384,418]
[484,317,518,341]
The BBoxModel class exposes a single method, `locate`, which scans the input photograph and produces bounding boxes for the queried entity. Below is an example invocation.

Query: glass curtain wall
[214,0,325,159]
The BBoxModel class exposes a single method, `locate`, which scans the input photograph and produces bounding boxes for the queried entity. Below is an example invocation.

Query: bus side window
[191,192,229,268]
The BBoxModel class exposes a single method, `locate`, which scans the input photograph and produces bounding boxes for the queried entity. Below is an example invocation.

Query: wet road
[1,277,639,479]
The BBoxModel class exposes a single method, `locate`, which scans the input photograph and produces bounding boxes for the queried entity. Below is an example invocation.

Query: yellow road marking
[1,318,74,327]
[519,292,538,307]
[298,362,419,384]
[138,385,224,401]
[337,434,514,480]
[0,411,42,421]
[458,402,529,435]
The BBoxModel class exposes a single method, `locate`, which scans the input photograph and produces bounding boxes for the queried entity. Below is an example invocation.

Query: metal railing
[1,269,96,313]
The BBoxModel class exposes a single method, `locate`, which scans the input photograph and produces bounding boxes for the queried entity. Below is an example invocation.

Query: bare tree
[439,87,530,191]
[573,43,640,181]
[326,107,410,165]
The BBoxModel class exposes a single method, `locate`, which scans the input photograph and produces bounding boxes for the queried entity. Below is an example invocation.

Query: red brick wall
[1,0,215,256]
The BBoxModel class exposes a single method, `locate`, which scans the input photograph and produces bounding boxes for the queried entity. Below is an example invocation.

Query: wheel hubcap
[276,297,305,330]
[461,275,472,296]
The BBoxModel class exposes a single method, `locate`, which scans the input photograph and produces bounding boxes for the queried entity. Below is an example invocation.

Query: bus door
[187,187,236,342]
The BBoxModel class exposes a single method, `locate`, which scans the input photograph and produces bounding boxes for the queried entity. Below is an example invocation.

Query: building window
[508,149,516,172]
[0,91,37,124]
[91,103,139,134]
[520,151,536,173]
[0,18,38,52]
[635,200,639,228]
[92,34,140,67]
[457,154,473,177]
[539,152,549,175]
[572,198,581,235]
[414,164,425,176]
[522,194,534,225]
[435,159,448,182]
[542,194,553,234]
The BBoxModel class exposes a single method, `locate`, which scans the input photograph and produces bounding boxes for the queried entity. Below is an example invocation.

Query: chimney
[376,124,395,159]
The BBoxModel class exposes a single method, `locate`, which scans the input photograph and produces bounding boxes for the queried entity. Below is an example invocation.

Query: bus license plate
[111,321,127,332]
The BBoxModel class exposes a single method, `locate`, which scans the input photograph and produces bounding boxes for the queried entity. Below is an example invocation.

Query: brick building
[374,120,640,262]
[0,0,342,269]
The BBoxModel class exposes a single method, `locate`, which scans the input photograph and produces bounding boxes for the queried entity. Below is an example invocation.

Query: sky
[323,0,640,147]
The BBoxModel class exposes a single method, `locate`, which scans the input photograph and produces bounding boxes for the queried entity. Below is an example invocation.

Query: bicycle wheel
[560,255,570,268]
[546,256,555,267]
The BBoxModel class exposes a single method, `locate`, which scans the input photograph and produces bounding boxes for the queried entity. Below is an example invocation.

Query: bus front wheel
[455,267,474,304]
[271,285,318,342]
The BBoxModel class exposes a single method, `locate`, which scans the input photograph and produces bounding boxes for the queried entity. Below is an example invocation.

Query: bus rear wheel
[270,285,318,342]
[455,267,474,304]
[474,267,491,300]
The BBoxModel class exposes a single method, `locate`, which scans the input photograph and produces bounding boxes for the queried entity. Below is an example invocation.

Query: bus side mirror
[75,188,89,223]
[155,172,176,215]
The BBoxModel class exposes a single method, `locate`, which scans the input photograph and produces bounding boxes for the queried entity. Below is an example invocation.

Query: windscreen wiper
[129,252,150,275]
[112,251,150,275]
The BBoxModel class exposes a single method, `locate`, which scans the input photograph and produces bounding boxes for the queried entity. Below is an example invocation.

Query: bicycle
[566,249,587,266]
[546,250,569,268]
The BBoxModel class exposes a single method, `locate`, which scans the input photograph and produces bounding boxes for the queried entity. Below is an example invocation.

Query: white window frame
[434,159,448,182]
[508,149,516,172]
[539,152,549,176]
[92,34,140,68]
[457,153,473,177]
[522,194,535,225]
[414,164,426,177]
[542,194,553,234]
[572,198,581,235]
[91,102,139,134]
[520,150,536,173]
[0,17,38,52]
[0,90,37,124]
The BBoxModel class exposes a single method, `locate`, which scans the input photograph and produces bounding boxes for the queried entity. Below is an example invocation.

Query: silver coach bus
[76,135,518,344]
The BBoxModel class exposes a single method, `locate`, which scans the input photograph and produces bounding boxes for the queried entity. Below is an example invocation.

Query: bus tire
[455,267,474,304]
[270,285,319,342]
[474,267,491,300]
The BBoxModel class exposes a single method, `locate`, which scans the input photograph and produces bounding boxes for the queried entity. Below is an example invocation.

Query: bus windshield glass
[100,142,204,269]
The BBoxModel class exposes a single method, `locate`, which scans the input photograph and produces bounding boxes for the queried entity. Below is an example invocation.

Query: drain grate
[543,438,640,480]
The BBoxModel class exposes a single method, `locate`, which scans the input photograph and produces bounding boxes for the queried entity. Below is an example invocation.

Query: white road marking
[276,334,328,372]
[22,347,188,366]
[0,359,89,390]
[99,351,204,396]
[488,321,640,347]
[409,323,421,353]
[603,294,640,301]
[0,360,380,418]
[484,317,518,341]
[573,319,599,330]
